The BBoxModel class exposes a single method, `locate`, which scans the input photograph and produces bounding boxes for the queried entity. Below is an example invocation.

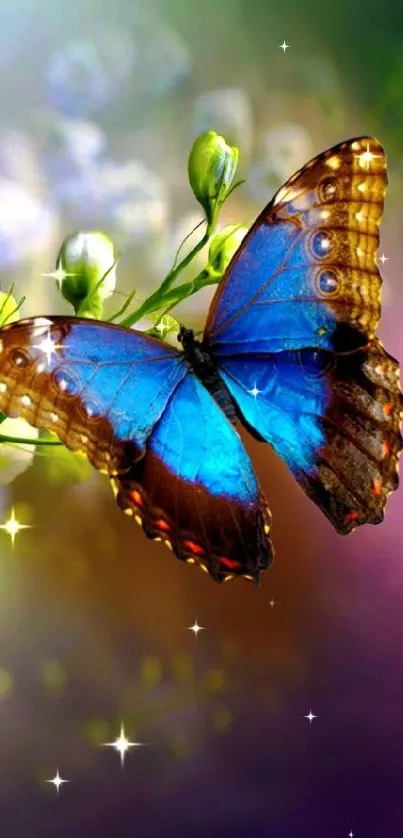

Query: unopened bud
[55,230,117,317]
[208,224,248,276]
[188,131,239,226]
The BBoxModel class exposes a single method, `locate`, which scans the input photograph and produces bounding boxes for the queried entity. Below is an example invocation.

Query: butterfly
[0,136,401,584]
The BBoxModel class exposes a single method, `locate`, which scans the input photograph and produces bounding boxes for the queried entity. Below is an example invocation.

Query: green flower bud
[55,231,117,317]
[188,131,239,226]
[207,224,248,276]
[0,290,20,327]
[151,313,181,342]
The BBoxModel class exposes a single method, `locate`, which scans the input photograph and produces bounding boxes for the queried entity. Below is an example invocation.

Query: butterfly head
[177,325,196,351]
[177,325,211,373]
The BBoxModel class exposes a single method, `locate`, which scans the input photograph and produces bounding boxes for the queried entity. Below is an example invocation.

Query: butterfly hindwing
[205,137,387,354]
[217,339,402,532]
[295,341,403,532]
[112,372,273,582]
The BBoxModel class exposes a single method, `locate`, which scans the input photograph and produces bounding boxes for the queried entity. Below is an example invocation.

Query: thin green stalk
[147,268,223,327]
[0,434,63,446]
[159,229,210,292]
[169,218,205,273]
[121,228,212,328]
[107,288,137,323]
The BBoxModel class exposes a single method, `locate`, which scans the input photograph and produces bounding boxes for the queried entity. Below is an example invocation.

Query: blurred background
[0,0,402,835]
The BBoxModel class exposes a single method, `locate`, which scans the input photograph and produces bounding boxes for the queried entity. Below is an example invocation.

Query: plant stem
[146,268,223,326]
[121,228,212,328]
[159,228,213,293]
[0,434,62,446]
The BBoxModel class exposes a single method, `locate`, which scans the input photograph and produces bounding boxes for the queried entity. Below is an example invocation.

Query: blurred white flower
[0,130,42,188]
[46,26,136,118]
[53,159,168,247]
[247,122,313,203]
[130,14,192,99]
[0,418,39,485]
[193,88,254,160]
[109,162,168,237]
[0,178,57,268]
[46,119,107,170]
[262,122,313,181]
[0,131,60,290]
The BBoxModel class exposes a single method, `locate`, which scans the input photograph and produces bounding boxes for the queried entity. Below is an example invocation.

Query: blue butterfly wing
[204,137,403,532]
[205,137,385,354]
[0,316,187,472]
[113,372,272,583]
[0,316,272,582]
[217,344,402,532]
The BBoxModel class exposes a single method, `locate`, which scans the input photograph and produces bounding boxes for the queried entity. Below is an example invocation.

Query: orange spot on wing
[130,489,143,506]
[345,511,360,523]
[184,540,204,556]
[383,402,392,417]
[381,440,391,458]
[372,477,382,497]
[219,556,240,570]
[155,518,170,532]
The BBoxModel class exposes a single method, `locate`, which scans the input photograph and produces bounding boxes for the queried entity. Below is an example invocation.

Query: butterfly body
[0,136,401,583]
[178,326,238,423]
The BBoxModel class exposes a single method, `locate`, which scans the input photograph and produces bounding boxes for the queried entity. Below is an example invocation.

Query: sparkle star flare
[155,321,166,336]
[41,266,75,283]
[32,331,61,366]
[46,769,69,794]
[188,620,204,636]
[0,508,31,546]
[378,253,389,264]
[356,141,381,171]
[349,832,354,838]
[248,384,261,399]
[304,710,318,724]
[103,722,144,768]
[279,40,290,52]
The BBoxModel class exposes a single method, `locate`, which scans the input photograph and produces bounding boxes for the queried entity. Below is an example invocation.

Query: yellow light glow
[0,508,31,546]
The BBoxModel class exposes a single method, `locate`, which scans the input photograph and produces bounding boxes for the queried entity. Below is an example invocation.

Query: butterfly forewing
[0,316,186,473]
[205,137,387,354]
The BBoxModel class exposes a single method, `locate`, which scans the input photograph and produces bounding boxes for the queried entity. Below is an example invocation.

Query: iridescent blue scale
[0,136,401,583]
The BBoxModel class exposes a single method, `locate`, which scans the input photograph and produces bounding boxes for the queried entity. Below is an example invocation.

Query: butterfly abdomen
[198,365,238,424]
